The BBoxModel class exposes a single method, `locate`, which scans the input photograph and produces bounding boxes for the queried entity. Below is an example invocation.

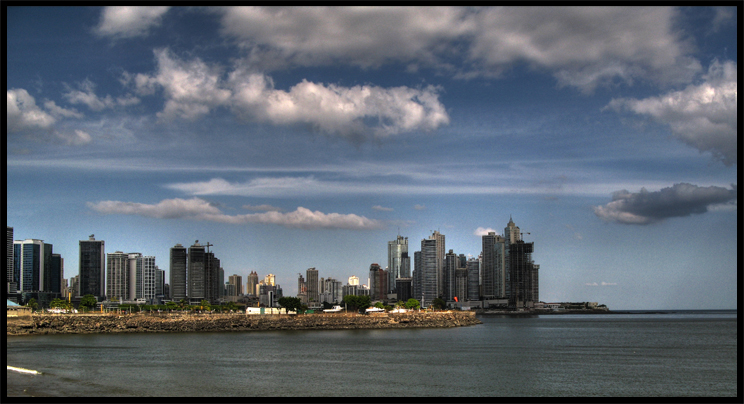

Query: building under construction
[508,240,539,309]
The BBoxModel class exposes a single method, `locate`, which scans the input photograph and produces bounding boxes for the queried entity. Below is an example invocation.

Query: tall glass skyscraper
[79,235,105,300]
[387,235,409,293]
[170,244,187,301]
[188,241,206,304]
[13,239,53,293]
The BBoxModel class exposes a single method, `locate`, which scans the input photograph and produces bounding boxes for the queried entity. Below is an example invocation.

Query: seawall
[6,311,481,336]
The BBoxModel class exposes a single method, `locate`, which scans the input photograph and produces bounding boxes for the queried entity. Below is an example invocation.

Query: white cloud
[64,79,140,111]
[372,205,394,212]
[474,227,497,236]
[585,282,617,286]
[228,68,449,138]
[243,204,283,212]
[43,100,83,119]
[216,6,701,92]
[606,60,737,165]
[413,204,426,210]
[594,183,737,225]
[95,6,170,38]
[7,89,56,132]
[87,197,382,230]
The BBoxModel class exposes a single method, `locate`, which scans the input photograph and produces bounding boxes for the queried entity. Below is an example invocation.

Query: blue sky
[7,6,738,309]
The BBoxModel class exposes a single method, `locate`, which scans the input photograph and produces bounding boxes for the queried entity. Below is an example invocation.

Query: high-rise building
[188,241,206,303]
[428,231,445,298]
[13,239,53,293]
[387,235,409,293]
[306,268,319,305]
[169,244,187,301]
[508,240,537,309]
[50,253,63,294]
[482,232,507,299]
[264,273,276,286]
[396,277,413,302]
[368,263,387,301]
[228,274,243,300]
[247,271,259,296]
[204,251,221,304]
[415,238,438,307]
[106,251,129,301]
[348,275,359,286]
[444,250,457,301]
[79,235,105,300]
[455,267,468,303]
[140,256,157,303]
[297,273,307,304]
[156,267,165,304]
[503,217,522,301]
[467,258,480,301]
[7,227,16,299]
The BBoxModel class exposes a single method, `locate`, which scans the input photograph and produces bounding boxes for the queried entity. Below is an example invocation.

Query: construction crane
[204,241,213,253]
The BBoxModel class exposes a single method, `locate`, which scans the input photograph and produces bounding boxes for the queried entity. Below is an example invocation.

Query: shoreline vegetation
[6,311,482,336]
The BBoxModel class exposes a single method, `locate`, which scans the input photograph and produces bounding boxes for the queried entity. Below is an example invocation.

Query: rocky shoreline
[6,311,481,336]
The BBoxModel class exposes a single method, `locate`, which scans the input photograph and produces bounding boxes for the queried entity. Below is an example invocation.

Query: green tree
[224,301,239,312]
[278,297,303,313]
[432,298,446,310]
[165,301,178,311]
[26,298,39,311]
[80,294,97,311]
[405,298,420,310]
[199,300,211,311]
[374,302,385,309]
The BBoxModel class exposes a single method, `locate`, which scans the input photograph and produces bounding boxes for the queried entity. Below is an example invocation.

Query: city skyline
[7,6,738,310]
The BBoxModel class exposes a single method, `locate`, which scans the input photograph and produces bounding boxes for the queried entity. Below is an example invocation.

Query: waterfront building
[140,256,157,303]
[247,271,259,296]
[368,263,387,301]
[482,232,507,299]
[467,258,480,301]
[306,268,319,306]
[455,267,468,303]
[503,217,522,301]
[204,251,221,304]
[7,227,17,301]
[106,251,129,301]
[69,275,79,299]
[387,235,410,293]
[508,240,538,309]
[187,241,206,304]
[228,274,243,296]
[79,235,105,300]
[322,277,343,303]
[169,244,187,301]
[155,267,165,304]
[50,254,63,294]
[428,231,445,298]
[444,250,457,301]
[415,238,438,307]
[13,239,53,293]
[297,273,307,304]
[396,277,413,302]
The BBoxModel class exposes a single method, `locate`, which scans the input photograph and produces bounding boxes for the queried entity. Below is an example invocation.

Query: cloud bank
[606,60,737,165]
[594,183,737,225]
[87,197,383,230]
[474,227,498,236]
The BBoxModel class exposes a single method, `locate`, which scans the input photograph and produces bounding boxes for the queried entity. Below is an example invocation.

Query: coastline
[6,311,481,336]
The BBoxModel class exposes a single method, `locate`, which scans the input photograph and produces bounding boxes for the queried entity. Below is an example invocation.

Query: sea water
[5,311,737,397]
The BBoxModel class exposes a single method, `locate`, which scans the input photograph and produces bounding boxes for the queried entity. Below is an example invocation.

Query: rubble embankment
[6,311,481,336]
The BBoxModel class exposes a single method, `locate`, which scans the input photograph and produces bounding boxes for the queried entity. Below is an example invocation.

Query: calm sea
[5,311,737,397]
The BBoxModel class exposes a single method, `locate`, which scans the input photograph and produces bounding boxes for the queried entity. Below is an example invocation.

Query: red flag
[454,296,458,302]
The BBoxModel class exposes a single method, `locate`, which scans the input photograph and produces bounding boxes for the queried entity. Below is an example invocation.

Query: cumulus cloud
[216,6,701,92]
[594,182,737,225]
[474,227,498,236]
[228,68,449,138]
[132,49,448,136]
[43,100,83,119]
[64,79,141,111]
[372,205,394,212]
[7,89,56,132]
[95,6,170,38]
[606,60,737,165]
[88,197,382,230]
[243,204,283,212]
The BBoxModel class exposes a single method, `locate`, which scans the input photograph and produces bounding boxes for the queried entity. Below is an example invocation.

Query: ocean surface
[5,311,737,397]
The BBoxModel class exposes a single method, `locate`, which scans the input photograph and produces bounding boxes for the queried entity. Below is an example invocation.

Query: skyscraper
[503,217,522,301]
[13,239,53,293]
[7,226,16,299]
[140,255,157,303]
[106,251,129,301]
[306,268,319,305]
[508,240,537,309]
[444,250,457,301]
[79,235,105,300]
[416,238,438,306]
[188,241,206,304]
[427,231,446,298]
[228,274,243,298]
[169,244,187,301]
[467,258,480,301]
[50,253,63,294]
[368,263,387,301]
[387,235,409,294]
[204,251,220,304]
[247,271,259,296]
[482,232,507,299]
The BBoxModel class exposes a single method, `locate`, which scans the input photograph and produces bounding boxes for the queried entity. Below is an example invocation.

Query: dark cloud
[594,183,736,224]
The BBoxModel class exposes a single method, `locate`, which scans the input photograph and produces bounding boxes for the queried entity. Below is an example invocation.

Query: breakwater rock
[6,312,481,336]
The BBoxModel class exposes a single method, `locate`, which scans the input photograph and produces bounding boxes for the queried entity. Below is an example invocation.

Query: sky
[6,6,738,310]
